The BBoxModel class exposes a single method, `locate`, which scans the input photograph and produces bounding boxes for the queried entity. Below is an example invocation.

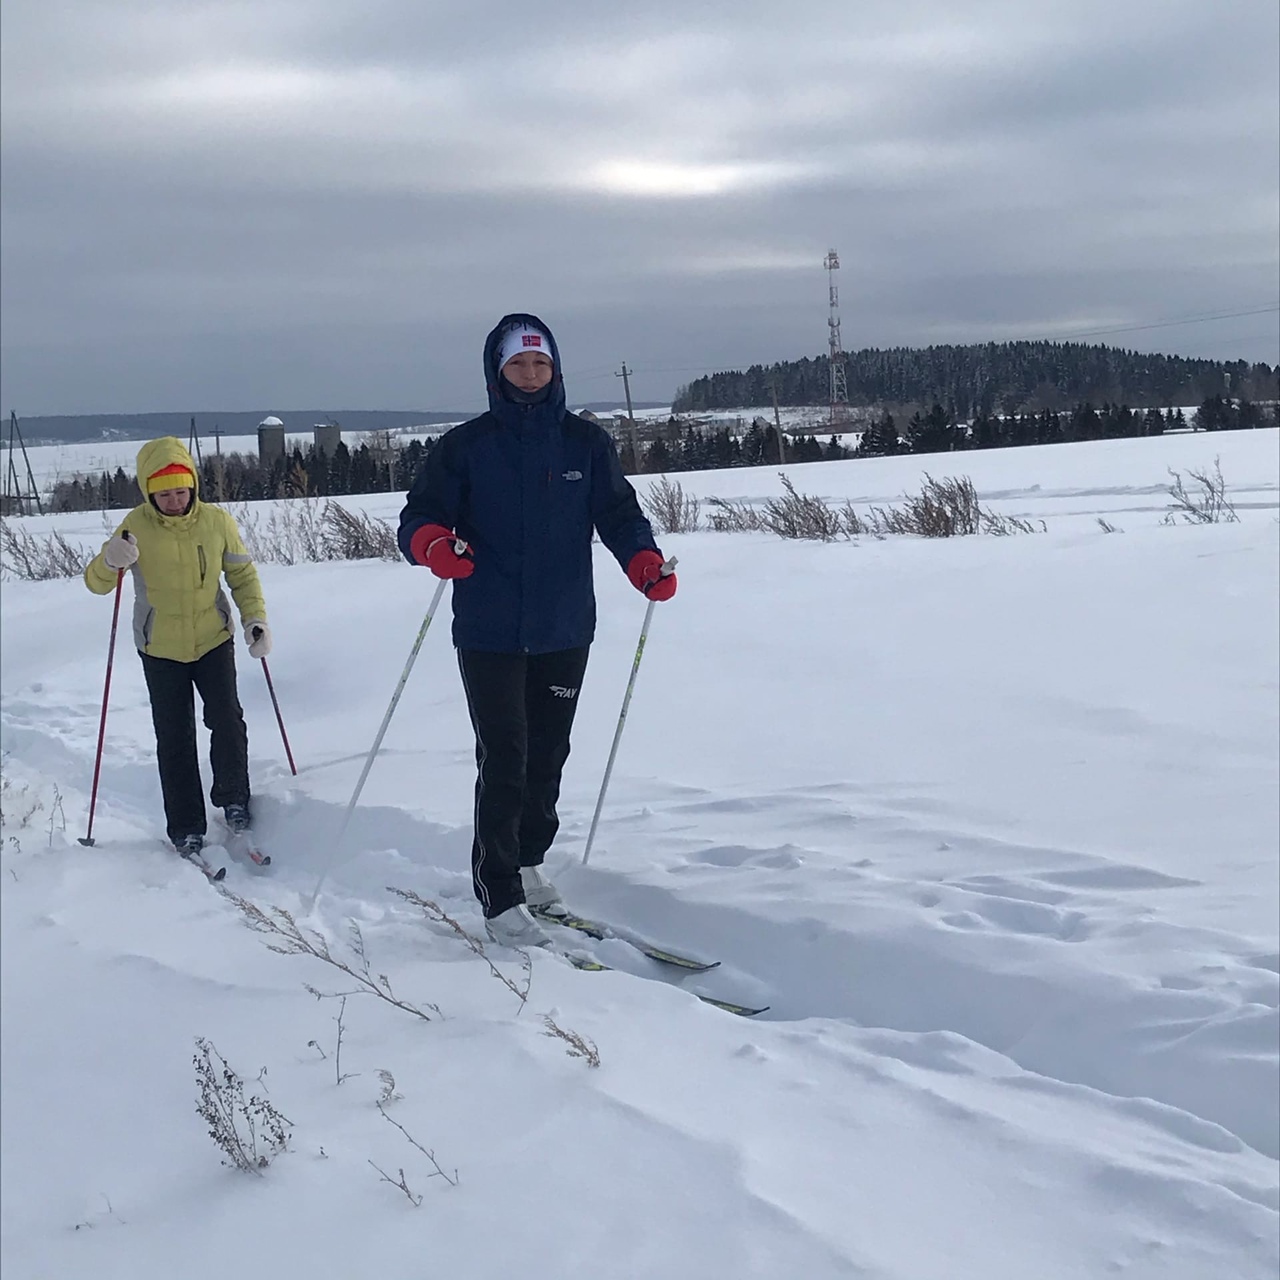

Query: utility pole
[616,363,641,472]
[212,422,225,502]
[771,383,786,464]
[4,411,44,515]
[187,416,203,467]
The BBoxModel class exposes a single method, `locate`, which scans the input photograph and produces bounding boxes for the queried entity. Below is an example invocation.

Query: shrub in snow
[705,495,765,534]
[318,502,399,561]
[370,1101,459,1199]
[867,474,1040,537]
[230,892,442,1021]
[0,520,93,580]
[1165,460,1240,525]
[231,499,399,565]
[762,475,847,541]
[542,1015,601,1068]
[0,499,399,580]
[194,1038,291,1174]
[641,475,701,534]
[0,758,44,830]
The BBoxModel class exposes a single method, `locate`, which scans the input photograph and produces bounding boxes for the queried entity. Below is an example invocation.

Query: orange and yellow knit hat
[146,463,195,494]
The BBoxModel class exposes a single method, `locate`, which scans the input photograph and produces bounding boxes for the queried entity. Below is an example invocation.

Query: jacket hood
[483,313,566,422]
[136,436,201,513]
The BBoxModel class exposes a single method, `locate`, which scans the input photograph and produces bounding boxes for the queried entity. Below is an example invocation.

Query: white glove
[243,619,272,659]
[103,531,138,570]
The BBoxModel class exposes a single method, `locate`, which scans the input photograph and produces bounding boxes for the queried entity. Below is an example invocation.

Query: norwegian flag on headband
[497,322,554,370]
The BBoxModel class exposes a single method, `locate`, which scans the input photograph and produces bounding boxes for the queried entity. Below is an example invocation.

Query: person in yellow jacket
[84,437,271,858]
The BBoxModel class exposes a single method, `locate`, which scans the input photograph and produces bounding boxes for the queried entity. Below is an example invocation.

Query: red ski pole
[79,561,127,847]
[259,656,297,775]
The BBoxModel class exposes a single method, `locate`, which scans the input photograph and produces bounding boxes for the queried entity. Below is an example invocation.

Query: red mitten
[410,524,474,579]
[626,550,677,601]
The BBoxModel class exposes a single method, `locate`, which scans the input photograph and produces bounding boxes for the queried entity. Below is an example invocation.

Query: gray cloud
[2,0,1276,414]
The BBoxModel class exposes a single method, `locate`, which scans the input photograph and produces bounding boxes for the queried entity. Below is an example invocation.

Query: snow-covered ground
[2,431,1277,1279]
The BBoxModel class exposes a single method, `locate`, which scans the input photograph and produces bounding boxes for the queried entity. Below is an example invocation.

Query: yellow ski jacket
[83,437,267,663]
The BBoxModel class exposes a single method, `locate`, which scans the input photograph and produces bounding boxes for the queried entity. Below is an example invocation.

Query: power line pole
[212,422,225,501]
[616,362,641,471]
[771,382,786,464]
[188,416,203,466]
[4,411,44,515]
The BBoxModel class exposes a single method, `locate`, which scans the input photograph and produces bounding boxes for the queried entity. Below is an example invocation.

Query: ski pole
[582,556,677,866]
[80,546,129,847]
[306,572,452,909]
[259,656,297,776]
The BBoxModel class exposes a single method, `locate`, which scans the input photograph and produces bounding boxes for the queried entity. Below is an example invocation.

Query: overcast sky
[2,0,1277,416]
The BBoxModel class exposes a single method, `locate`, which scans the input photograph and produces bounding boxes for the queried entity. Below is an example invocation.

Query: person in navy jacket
[399,313,677,948]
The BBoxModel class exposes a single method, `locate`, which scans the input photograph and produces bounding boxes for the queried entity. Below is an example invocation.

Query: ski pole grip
[660,556,677,576]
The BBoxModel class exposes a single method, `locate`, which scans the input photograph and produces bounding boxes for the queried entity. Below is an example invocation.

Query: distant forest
[48,436,433,512]
[673,341,1279,416]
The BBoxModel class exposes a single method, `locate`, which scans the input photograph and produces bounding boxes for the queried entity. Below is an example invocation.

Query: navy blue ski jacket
[398,314,659,654]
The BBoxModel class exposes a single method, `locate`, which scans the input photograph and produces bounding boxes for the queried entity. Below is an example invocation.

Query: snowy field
[1,430,1278,1279]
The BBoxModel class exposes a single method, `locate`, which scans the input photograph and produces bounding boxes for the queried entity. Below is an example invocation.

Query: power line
[1031,305,1279,343]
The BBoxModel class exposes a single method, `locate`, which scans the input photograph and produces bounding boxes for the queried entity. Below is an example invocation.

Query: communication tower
[825,249,849,426]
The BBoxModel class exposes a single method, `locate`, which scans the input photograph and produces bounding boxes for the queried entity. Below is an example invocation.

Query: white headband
[497,324,553,371]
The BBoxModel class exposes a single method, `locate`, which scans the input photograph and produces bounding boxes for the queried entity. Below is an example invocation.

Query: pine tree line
[50,438,439,512]
[673,341,1279,416]
[618,421,852,475]
[854,397,1272,457]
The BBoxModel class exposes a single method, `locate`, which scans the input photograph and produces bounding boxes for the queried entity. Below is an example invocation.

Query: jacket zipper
[197,545,207,584]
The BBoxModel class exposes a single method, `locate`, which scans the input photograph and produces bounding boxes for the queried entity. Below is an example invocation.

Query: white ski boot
[485,904,552,949]
[520,865,567,917]
[223,804,252,835]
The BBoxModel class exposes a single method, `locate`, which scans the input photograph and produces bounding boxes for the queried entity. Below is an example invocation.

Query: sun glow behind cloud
[583,157,814,199]
[2,0,1276,411]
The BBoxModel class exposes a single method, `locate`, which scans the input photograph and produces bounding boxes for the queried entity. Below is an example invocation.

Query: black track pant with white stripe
[457,646,590,918]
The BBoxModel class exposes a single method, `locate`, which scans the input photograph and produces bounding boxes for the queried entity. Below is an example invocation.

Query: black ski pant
[140,638,250,844]
[457,646,590,918]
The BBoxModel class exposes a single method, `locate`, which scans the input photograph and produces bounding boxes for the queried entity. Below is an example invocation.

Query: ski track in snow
[3,431,1278,1279]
